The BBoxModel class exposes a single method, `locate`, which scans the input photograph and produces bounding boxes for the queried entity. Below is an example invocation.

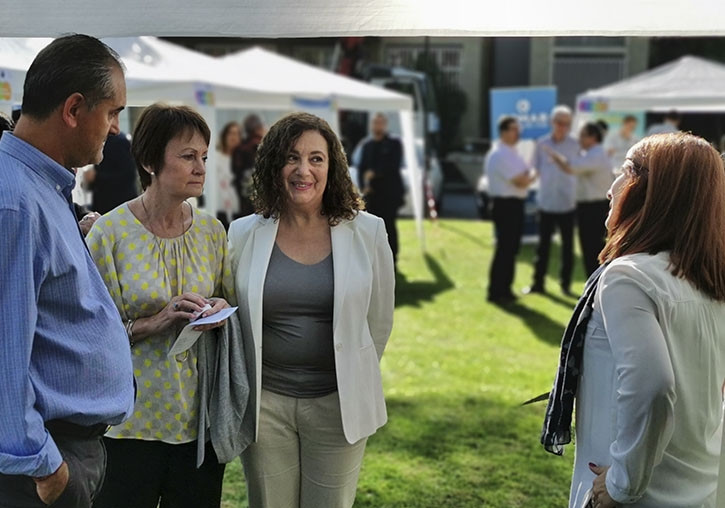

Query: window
[385,45,464,87]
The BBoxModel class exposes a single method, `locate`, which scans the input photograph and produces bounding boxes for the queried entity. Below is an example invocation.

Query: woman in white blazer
[548,132,725,508]
[227,112,395,508]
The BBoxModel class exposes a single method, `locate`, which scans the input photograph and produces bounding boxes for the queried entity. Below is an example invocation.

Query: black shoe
[522,285,545,295]
[487,292,518,305]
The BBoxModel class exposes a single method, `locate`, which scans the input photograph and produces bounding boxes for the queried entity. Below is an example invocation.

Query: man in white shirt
[604,115,639,175]
[526,105,579,297]
[485,116,537,304]
[546,122,613,276]
[646,110,680,136]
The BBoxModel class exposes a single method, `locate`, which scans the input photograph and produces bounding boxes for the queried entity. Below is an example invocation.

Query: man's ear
[61,93,85,128]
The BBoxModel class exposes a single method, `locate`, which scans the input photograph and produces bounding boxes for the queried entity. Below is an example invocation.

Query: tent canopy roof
[0,36,412,111]
[577,55,725,112]
[219,46,412,111]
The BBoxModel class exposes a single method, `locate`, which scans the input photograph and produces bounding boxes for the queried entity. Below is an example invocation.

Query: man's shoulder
[0,155,32,212]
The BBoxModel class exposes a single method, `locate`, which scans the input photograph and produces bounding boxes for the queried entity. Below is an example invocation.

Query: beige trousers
[241,389,368,508]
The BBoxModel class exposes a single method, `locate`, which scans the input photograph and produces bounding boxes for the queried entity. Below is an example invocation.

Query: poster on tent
[0,68,15,105]
[575,98,646,138]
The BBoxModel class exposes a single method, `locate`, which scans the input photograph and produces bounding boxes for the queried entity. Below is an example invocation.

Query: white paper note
[167,306,238,357]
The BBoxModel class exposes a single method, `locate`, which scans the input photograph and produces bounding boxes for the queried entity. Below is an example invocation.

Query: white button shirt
[533,134,579,213]
[484,141,530,200]
[568,144,614,203]
[569,252,725,508]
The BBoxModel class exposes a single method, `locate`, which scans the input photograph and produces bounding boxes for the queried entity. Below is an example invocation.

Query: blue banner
[490,87,557,140]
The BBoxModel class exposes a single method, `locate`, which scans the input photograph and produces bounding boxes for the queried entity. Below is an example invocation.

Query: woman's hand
[131,292,209,341]
[192,297,231,332]
[589,463,617,508]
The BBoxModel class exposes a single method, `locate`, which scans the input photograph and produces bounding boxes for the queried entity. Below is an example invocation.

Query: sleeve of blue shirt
[0,208,63,477]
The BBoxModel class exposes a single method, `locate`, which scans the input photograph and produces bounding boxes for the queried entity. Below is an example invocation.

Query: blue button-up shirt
[0,134,134,477]
[532,134,580,213]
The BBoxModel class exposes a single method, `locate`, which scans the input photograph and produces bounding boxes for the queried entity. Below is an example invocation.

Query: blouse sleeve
[86,223,126,319]
[367,217,395,361]
[597,265,677,504]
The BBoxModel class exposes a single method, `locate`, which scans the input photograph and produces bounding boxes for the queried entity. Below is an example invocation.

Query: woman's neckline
[126,201,195,240]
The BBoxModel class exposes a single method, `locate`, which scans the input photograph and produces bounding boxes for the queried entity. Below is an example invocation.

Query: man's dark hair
[132,103,211,190]
[581,122,603,143]
[665,110,681,123]
[623,115,637,124]
[498,115,518,134]
[0,111,13,138]
[22,34,123,119]
[595,119,609,135]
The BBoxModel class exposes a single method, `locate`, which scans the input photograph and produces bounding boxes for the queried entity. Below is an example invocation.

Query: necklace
[139,194,188,297]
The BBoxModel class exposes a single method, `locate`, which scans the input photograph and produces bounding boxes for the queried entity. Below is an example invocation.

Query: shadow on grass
[357,395,571,507]
[436,221,489,248]
[496,301,566,347]
[396,253,455,309]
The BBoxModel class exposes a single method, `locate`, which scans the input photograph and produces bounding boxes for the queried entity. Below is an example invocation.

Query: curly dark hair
[252,112,362,225]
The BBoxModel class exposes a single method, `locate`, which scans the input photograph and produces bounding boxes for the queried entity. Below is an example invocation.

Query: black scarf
[540,264,607,455]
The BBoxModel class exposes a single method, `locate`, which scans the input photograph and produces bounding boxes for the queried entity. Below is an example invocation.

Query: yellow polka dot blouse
[86,203,234,444]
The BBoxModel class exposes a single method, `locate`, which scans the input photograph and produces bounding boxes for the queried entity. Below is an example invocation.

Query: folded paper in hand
[167,306,238,357]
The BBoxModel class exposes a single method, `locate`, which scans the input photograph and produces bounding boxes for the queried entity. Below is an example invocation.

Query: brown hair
[251,112,362,225]
[600,132,725,301]
[132,103,211,189]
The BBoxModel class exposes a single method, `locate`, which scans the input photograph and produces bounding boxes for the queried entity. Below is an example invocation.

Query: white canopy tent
[576,55,725,114]
[1,0,725,37]
[0,37,421,238]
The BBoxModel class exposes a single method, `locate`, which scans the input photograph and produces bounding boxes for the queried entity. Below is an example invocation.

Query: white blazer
[227,211,395,444]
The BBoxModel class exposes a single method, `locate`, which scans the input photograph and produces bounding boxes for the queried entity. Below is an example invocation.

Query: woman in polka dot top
[87,104,234,508]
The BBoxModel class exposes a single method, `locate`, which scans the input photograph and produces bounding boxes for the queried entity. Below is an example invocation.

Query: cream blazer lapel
[247,217,278,355]
[331,220,353,334]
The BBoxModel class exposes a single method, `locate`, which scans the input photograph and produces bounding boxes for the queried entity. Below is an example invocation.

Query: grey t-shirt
[261,243,336,398]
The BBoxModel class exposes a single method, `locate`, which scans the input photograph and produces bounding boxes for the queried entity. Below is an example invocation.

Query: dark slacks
[0,434,106,508]
[488,197,525,299]
[92,438,225,508]
[576,200,609,277]
[532,210,575,291]
[367,204,399,266]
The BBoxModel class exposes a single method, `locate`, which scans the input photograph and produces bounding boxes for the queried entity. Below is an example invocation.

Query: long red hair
[600,132,725,301]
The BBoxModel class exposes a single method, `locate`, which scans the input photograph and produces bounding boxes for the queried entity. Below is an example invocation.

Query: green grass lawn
[221,218,588,507]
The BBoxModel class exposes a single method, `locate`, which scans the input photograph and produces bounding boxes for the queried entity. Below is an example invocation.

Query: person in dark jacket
[231,114,265,216]
[88,132,138,214]
[358,113,404,266]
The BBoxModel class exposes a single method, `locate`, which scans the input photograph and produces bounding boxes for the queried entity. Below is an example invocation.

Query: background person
[232,114,265,217]
[85,132,139,215]
[546,122,613,277]
[604,115,640,175]
[485,116,537,304]
[89,104,233,508]
[0,34,135,508]
[0,110,13,136]
[525,105,579,297]
[216,121,242,228]
[646,110,681,136]
[357,112,405,268]
[228,112,394,508]
[546,132,725,508]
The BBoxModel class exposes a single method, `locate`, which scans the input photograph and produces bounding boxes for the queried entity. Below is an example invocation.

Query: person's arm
[368,218,395,361]
[597,266,676,504]
[0,209,63,477]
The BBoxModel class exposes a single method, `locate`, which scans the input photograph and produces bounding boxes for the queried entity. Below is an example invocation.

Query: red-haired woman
[542,132,725,508]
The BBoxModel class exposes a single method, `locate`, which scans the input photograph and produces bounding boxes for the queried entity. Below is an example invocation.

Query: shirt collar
[0,133,76,199]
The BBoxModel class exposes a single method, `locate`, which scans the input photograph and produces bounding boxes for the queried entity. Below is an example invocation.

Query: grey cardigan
[196,311,254,467]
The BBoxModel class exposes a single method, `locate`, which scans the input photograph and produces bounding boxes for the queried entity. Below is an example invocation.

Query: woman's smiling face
[281,130,329,213]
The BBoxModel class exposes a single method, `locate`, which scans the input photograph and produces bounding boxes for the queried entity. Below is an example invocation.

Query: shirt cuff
[0,431,63,477]
[605,467,643,505]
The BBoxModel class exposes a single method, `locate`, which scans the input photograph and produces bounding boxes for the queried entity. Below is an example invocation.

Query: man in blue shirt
[525,105,580,297]
[0,35,135,508]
